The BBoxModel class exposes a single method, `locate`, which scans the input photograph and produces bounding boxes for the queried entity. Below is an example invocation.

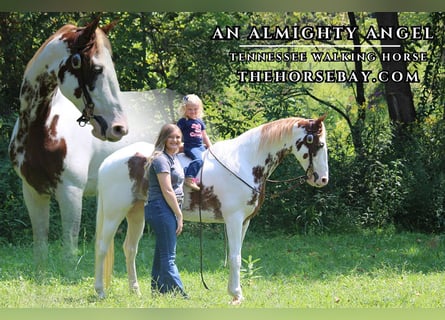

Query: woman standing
[144,123,188,299]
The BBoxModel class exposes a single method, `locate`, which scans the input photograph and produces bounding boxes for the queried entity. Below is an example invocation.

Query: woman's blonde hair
[178,94,204,119]
[144,123,182,178]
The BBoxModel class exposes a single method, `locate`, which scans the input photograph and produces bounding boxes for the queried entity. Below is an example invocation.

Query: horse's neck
[257,142,292,178]
[20,39,66,114]
[230,128,293,178]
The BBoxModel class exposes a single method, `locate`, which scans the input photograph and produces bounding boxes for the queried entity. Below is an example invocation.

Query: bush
[393,121,445,232]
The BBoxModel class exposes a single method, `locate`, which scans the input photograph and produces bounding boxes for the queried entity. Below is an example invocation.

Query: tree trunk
[348,12,366,106]
[376,12,416,123]
[347,12,366,158]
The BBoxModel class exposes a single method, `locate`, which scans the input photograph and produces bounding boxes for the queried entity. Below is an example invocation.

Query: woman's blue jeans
[145,198,185,295]
[184,145,205,178]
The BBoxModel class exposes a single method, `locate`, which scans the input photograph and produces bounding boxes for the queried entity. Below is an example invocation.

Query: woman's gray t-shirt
[147,152,184,201]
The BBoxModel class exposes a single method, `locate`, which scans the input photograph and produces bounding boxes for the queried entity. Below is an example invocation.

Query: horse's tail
[95,183,114,289]
[104,239,114,288]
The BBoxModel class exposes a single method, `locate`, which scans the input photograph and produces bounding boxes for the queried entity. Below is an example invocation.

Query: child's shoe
[185,178,200,191]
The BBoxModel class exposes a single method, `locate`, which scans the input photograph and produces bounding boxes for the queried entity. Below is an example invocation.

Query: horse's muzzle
[308,172,329,187]
[91,115,128,142]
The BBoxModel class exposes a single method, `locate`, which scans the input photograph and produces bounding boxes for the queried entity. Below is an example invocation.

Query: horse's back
[97,142,154,207]
[99,141,153,181]
[99,141,154,171]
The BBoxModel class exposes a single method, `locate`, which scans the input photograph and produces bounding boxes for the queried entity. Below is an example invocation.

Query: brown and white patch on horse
[10,71,67,194]
[296,117,325,137]
[245,164,266,223]
[295,117,325,158]
[244,184,266,225]
[127,152,148,203]
[188,186,223,221]
[245,148,290,222]
[252,148,291,186]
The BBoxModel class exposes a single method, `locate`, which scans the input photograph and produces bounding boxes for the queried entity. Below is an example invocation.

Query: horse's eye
[93,65,103,74]
[319,142,324,148]
[71,54,82,69]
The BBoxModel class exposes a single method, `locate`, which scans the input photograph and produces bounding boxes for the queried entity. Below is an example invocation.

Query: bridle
[69,52,96,127]
[68,42,108,136]
[298,119,325,182]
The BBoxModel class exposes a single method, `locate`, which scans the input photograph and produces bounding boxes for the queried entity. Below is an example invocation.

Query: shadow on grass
[1,229,444,285]
[176,229,445,283]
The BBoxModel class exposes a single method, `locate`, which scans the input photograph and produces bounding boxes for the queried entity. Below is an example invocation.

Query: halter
[65,24,101,127]
[70,52,96,127]
[300,119,325,182]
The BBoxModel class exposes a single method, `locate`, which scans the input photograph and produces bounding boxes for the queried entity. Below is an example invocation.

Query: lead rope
[208,147,260,194]
[198,152,210,290]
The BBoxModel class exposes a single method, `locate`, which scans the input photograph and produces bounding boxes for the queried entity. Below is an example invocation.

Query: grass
[1,226,445,308]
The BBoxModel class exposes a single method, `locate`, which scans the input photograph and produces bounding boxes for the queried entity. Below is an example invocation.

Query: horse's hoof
[131,287,141,296]
[95,289,106,299]
[230,296,244,305]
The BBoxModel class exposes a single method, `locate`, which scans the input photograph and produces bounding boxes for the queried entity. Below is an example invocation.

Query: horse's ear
[101,19,119,35]
[318,113,327,122]
[76,17,100,48]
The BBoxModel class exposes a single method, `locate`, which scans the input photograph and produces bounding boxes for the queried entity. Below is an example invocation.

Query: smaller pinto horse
[94,116,329,304]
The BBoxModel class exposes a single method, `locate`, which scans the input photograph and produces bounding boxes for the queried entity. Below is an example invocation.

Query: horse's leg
[123,200,145,295]
[55,185,84,263]
[225,214,246,304]
[94,193,106,298]
[241,220,250,243]
[22,183,51,268]
[94,201,122,299]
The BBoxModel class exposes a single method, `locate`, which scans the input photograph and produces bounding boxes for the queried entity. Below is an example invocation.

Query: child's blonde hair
[178,94,204,119]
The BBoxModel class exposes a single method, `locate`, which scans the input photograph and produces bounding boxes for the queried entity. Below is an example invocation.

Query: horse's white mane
[259,117,304,148]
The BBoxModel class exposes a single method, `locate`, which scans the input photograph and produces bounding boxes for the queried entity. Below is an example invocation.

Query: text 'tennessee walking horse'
[8,17,174,266]
[94,116,328,304]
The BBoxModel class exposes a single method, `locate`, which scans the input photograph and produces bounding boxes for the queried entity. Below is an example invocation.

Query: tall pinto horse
[8,17,155,266]
[94,116,329,304]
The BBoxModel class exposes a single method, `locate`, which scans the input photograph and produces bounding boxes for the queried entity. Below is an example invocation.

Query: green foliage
[0,115,28,245]
[0,12,444,245]
[240,255,263,286]
[393,121,445,232]
[418,12,445,120]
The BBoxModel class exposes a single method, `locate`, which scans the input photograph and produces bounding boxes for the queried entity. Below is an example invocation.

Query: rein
[198,152,210,290]
[265,174,308,199]
[208,147,261,194]
[208,145,314,199]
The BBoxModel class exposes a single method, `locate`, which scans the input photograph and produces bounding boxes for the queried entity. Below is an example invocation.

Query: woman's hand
[176,215,183,235]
